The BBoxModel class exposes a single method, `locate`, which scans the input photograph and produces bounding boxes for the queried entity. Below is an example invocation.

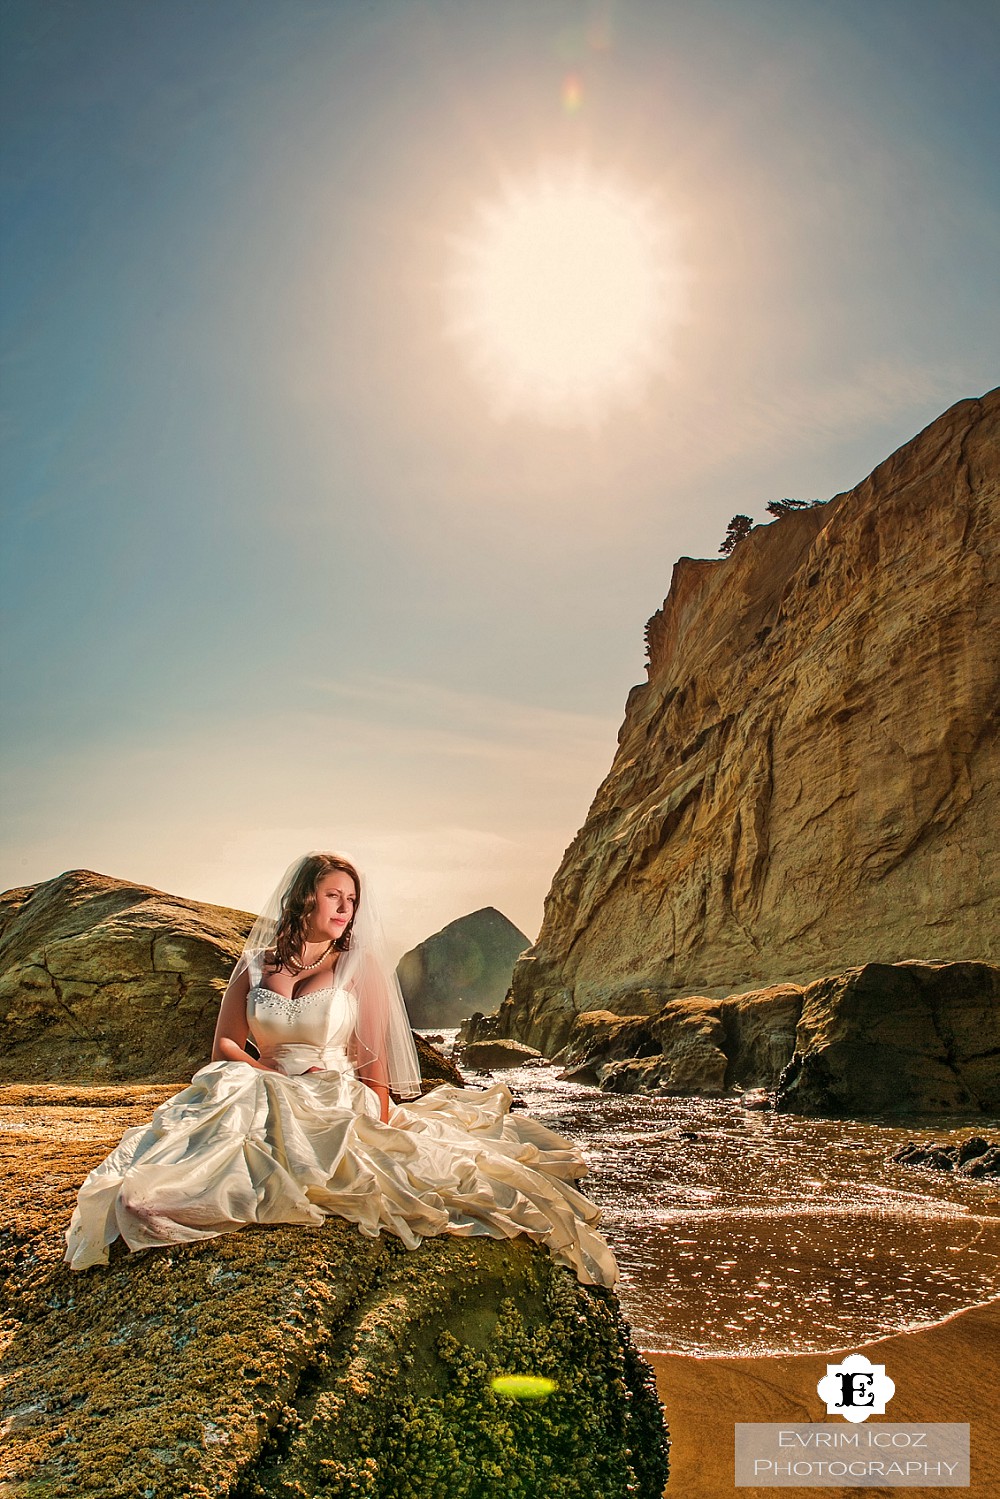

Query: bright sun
[447,162,681,426]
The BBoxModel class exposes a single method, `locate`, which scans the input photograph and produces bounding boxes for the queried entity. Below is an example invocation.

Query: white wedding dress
[65,984,618,1287]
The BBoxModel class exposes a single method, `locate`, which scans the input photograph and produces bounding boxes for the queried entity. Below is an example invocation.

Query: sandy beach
[644,1298,1000,1498]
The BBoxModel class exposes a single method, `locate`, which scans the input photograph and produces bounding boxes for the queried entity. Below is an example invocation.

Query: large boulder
[0,870,463,1093]
[776,960,1000,1115]
[0,1094,669,1498]
[496,389,1000,1052]
[396,907,531,1029]
[0,870,253,1083]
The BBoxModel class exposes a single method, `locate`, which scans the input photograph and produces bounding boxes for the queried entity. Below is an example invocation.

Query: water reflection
[438,1034,1000,1356]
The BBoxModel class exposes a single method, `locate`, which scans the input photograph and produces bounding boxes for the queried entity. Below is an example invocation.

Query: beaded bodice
[247,984,357,1074]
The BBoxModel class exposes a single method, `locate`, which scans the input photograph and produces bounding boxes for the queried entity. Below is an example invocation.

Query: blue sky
[2,0,998,953]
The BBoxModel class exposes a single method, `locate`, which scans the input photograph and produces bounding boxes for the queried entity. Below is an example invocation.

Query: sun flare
[447,163,681,425]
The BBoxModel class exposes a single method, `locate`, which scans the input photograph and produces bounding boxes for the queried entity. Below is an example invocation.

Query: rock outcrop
[0,870,254,1083]
[556,961,1000,1116]
[413,1032,467,1087]
[498,390,1000,1057]
[0,1092,668,1498]
[397,907,531,1029]
[0,870,463,1091]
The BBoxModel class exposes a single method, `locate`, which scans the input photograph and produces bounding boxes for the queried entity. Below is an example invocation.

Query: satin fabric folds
[64,986,618,1288]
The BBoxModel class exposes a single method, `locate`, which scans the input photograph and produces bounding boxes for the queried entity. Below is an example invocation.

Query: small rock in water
[960,1146,1000,1178]
[891,1135,1000,1177]
[460,1039,545,1069]
[741,1089,773,1111]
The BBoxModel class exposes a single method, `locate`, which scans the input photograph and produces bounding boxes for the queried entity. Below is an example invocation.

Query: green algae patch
[2,1219,390,1497]
[2,1096,668,1498]
[490,1374,557,1399]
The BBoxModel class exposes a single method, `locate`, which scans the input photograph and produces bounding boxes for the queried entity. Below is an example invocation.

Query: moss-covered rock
[242,1236,667,1499]
[0,1094,668,1498]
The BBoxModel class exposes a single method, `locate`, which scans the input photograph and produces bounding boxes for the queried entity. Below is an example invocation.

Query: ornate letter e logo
[817,1355,895,1423]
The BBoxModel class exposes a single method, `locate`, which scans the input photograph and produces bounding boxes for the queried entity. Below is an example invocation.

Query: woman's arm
[355,1046,391,1123]
[211,965,280,1071]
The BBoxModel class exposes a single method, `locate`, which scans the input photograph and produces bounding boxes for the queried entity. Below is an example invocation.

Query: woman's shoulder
[254,949,283,988]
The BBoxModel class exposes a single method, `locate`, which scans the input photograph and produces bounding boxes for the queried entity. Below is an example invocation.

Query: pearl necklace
[288,939,335,973]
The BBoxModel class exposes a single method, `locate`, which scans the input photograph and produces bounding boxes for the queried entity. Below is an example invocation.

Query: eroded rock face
[396,907,531,1029]
[555,989,803,1098]
[499,391,1000,1053]
[0,870,254,1083]
[0,1093,669,1499]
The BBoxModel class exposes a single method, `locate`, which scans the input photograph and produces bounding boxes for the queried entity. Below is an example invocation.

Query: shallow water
[434,1033,1000,1356]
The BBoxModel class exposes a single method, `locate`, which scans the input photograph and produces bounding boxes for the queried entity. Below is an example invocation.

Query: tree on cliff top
[766,497,824,516]
[720,514,754,554]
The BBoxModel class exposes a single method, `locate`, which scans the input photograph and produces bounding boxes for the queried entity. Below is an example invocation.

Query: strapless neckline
[251,984,348,1003]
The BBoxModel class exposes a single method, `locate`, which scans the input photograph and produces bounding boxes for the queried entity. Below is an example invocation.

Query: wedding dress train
[65,984,618,1287]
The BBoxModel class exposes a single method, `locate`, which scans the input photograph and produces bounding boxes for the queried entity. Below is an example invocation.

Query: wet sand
[644,1298,1000,1498]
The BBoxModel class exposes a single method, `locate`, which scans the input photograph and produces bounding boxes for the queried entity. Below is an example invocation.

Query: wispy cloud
[727,359,970,458]
[653,358,972,493]
[300,673,618,772]
[0,676,621,955]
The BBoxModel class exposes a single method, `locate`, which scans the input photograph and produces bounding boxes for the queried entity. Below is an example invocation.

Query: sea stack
[396,907,530,1028]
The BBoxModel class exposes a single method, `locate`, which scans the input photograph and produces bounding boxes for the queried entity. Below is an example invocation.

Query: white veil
[224,851,422,1099]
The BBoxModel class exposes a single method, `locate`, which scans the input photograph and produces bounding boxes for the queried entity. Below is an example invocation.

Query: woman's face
[306,870,358,945]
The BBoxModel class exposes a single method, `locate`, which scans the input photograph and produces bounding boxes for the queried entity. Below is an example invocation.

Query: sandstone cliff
[396,906,530,1029]
[500,390,1000,1056]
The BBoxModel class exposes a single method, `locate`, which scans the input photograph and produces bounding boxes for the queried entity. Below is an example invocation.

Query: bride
[65,851,619,1287]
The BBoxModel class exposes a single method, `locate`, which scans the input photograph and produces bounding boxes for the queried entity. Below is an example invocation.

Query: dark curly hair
[271,853,360,974]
